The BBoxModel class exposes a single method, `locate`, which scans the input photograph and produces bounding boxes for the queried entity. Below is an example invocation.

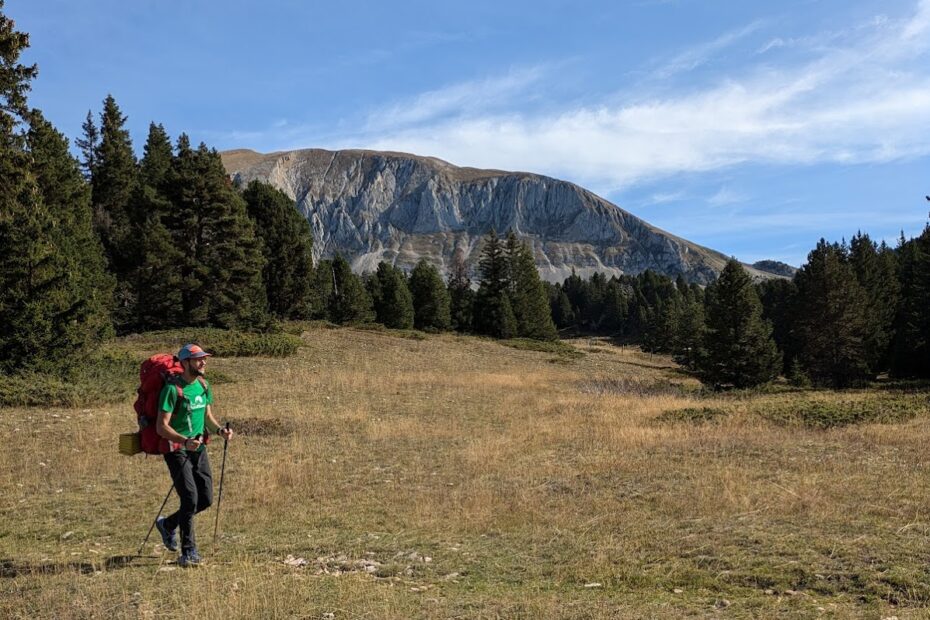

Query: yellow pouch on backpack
[119,432,142,456]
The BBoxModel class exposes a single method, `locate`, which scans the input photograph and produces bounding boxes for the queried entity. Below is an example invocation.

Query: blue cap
[178,344,212,361]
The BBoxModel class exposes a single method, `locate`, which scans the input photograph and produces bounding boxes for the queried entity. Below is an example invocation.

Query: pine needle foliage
[697,259,780,389]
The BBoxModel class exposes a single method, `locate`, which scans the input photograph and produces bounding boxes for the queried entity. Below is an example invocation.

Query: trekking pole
[213,422,231,549]
[136,481,174,557]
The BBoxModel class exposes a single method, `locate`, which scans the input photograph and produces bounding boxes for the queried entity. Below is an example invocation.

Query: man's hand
[219,426,233,441]
[184,437,203,451]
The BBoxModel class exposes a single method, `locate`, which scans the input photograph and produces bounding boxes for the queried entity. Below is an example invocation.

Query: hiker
[154,343,233,567]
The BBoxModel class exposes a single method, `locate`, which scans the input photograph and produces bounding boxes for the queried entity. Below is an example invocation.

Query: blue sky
[9,0,930,266]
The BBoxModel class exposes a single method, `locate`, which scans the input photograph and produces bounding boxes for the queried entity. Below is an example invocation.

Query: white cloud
[367,66,547,130]
[707,186,747,206]
[340,0,930,194]
[652,21,764,79]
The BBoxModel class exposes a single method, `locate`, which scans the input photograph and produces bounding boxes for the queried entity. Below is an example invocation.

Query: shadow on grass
[0,554,155,577]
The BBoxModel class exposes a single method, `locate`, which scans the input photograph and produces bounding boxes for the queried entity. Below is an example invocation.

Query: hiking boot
[178,548,202,567]
[155,517,177,552]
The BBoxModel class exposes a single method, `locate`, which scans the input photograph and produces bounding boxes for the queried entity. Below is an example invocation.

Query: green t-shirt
[158,377,213,443]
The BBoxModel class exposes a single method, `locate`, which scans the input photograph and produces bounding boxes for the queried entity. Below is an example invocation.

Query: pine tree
[369,262,414,329]
[673,295,704,370]
[474,230,516,338]
[308,259,334,320]
[849,232,899,374]
[505,232,557,340]
[892,227,930,377]
[793,240,871,387]
[127,122,178,330]
[0,8,110,372]
[328,254,374,324]
[91,94,138,277]
[164,137,268,328]
[757,277,798,374]
[139,122,173,189]
[25,110,114,352]
[548,283,575,329]
[447,251,474,332]
[242,180,315,319]
[409,259,451,331]
[697,259,781,388]
[74,110,98,181]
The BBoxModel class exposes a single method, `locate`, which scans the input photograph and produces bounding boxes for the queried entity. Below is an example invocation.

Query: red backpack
[132,354,209,454]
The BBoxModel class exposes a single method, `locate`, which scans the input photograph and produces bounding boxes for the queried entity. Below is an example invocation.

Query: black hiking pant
[163,448,213,552]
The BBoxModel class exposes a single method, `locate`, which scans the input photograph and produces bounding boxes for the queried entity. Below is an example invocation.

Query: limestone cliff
[221,148,746,284]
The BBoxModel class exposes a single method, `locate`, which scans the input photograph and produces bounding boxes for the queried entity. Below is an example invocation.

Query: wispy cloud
[237,0,930,201]
[367,66,548,130]
[707,186,747,206]
[652,21,764,79]
[339,0,930,194]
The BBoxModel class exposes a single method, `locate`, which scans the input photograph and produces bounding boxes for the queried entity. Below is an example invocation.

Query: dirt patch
[229,417,296,437]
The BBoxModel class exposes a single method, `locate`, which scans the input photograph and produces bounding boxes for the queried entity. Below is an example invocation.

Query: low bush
[658,406,729,424]
[758,397,924,429]
[0,351,137,407]
[502,338,584,359]
[129,328,303,358]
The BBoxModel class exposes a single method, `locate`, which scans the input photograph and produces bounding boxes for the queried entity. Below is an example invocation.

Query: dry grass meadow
[2,326,930,619]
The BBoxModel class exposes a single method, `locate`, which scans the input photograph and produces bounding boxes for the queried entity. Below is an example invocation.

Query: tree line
[546,229,930,388]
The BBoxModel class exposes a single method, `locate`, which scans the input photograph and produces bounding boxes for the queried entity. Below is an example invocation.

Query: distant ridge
[222,148,766,284]
[752,260,797,278]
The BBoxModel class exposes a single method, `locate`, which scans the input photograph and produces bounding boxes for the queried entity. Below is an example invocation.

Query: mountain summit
[221,148,746,284]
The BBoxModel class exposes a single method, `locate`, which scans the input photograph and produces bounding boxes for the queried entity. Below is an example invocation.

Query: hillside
[2,326,927,618]
[221,148,765,284]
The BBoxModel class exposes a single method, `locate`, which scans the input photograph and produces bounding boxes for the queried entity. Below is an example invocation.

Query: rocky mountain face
[752,260,797,278]
[221,148,753,284]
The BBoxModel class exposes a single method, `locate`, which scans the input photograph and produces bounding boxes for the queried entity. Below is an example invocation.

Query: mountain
[752,260,797,278]
[221,148,758,284]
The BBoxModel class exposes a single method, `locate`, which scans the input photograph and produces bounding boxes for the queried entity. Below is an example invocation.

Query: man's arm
[205,405,233,440]
[156,411,200,449]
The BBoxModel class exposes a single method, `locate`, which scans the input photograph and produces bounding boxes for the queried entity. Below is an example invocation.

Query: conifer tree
[75,110,98,181]
[672,294,704,370]
[793,240,871,387]
[26,110,113,350]
[309,259,334,320]
[242,180,315,319]
[757,277,798,374]
[409,259,451,331]
[139,122,173,188]
[548,284,574,329]
[849,232,899,374]
[474,230,516,338]
[91,95,138,278]
[164,137,267,328]
[447,251,474,332]
[892,227,930,377]
[0,8,110,372]
[328,254,374,324]
[505,232,557,340]
[369,262,414,329]
[126,122,178,330]
[697,259,780,388]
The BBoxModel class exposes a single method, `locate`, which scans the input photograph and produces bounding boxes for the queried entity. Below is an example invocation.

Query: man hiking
[154,343,233,567]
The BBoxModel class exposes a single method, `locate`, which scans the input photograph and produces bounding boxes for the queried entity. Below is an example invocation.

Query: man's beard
[193,367,205,377]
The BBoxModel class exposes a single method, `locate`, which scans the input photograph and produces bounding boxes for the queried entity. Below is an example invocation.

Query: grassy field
[2,326,930,619]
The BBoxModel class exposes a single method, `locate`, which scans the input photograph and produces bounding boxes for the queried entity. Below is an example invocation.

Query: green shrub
[0,351,137,407]
[758,397,923,429]
[658,407,729,424]
[129,328,303,358]
[502,338,584,359]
